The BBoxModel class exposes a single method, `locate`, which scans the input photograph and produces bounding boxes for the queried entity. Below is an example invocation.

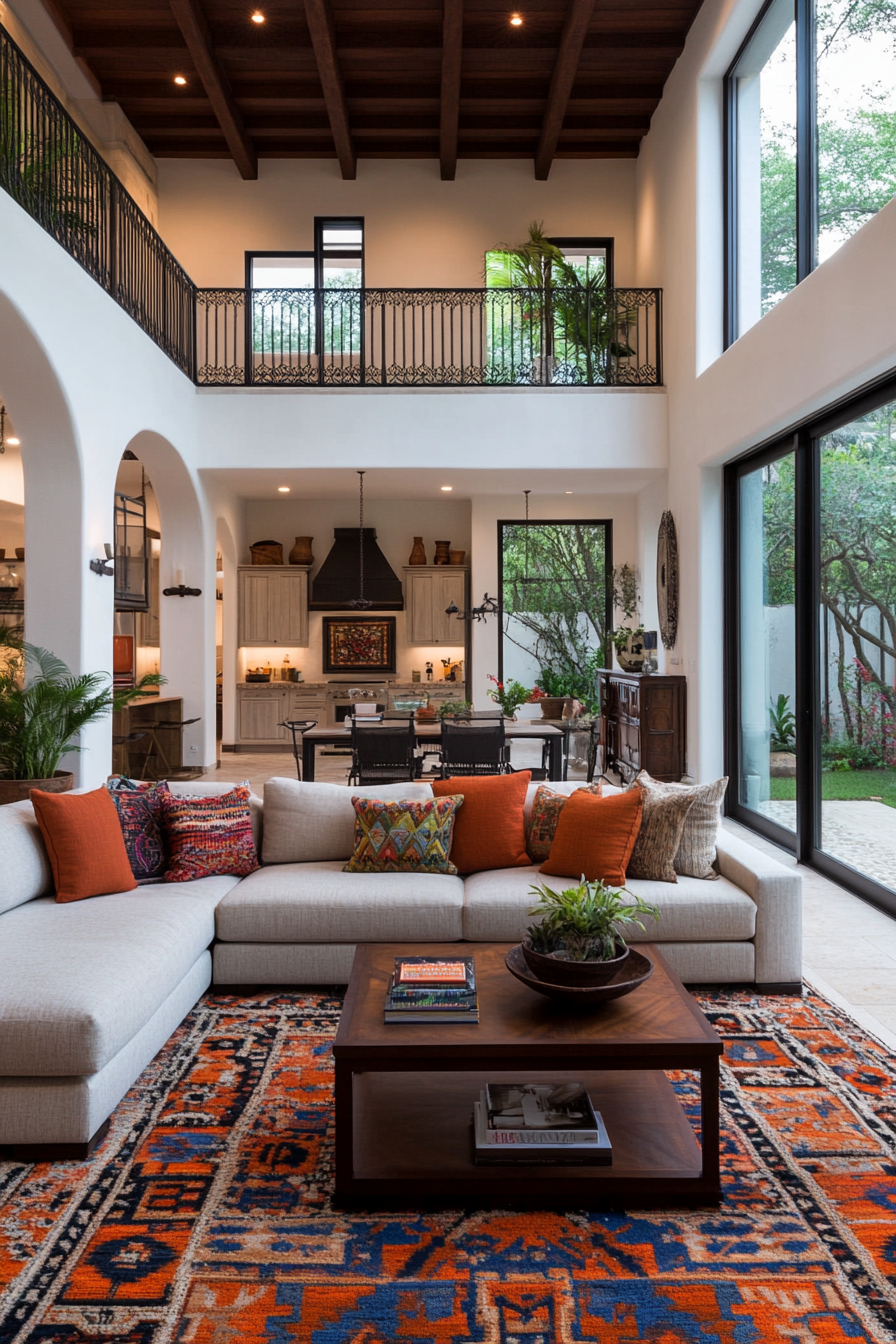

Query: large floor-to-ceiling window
[726,378,896,910]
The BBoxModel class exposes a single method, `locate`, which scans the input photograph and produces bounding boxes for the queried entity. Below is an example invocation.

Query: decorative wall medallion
[322,617,397,673]
[657,510,679,649]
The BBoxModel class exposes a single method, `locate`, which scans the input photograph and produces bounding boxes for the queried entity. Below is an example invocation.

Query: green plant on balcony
[0,75,95,238]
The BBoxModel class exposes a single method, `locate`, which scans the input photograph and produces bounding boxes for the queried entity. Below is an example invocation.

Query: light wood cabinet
[238,689,288,742]
[404,567,468,645]
[238,566,309,647]
[288,690,326,725]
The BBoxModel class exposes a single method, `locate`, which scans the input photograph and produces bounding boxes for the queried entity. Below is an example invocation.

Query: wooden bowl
[522,940,631,986]
[506,944,654,1005]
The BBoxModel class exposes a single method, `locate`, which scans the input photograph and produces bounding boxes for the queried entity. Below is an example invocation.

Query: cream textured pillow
[626,786,696,883]
[628,771,728,879]
[262,777,435,863]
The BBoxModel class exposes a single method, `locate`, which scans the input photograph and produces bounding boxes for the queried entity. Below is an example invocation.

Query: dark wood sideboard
[598,670,686,783]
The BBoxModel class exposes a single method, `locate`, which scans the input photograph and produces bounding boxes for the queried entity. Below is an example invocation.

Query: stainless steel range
[325,681,393,726]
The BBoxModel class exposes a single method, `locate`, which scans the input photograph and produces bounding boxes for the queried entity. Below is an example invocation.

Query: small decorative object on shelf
[448,549,466,565]
[384,956,479,1023]
[15,548,24,562]
[473,1082,612,1166]
[288,536,314,566]
[641,630,658,674]
[433,540,451,565]
[408,537,427,565]
[445,592,500,623]
[250,540,284,565]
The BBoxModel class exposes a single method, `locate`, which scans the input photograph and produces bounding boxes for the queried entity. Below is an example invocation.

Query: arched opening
[0,404,25,636]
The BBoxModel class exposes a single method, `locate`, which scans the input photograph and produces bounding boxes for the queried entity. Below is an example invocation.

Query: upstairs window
[726,0,896,345]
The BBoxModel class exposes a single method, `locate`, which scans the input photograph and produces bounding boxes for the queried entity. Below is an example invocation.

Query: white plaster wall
[156,159,638,289]
[470,492,640,709]
[635,0,896,782]
[196,386,668,473]
[0,191,215,783]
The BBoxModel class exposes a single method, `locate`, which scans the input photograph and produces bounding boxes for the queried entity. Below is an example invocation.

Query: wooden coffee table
[333,942,722,1208]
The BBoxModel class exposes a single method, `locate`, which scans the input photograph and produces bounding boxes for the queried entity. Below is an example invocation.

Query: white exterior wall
[635,0,896,782]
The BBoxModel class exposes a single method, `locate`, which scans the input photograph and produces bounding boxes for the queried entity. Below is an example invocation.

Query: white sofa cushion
[216,860,464,942]
[0,876,239,1076]
[461,864,757,943]
[0,799,54,915]
[262,777,434,863]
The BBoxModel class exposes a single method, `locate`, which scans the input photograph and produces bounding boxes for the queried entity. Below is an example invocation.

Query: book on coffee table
[485,1081,600,1135]
[472,1092,611,1165]
[384,956,479,1023]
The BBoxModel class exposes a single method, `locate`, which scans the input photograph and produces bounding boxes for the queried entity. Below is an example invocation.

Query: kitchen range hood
[310,528,404,610]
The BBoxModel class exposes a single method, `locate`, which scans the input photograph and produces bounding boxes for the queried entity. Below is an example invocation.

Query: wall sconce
[90,543,114,577]
[445,593,501,623]
[163,567,202,597]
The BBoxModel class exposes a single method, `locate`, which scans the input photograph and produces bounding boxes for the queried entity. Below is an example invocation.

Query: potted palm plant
[523,878,660,986]
[0,623,164,804]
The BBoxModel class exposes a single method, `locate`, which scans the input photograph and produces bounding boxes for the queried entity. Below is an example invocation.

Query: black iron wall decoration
[657,510,679,649]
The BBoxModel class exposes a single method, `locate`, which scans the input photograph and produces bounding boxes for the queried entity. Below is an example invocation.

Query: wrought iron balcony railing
[1,23,662,390]
[196,285,661,387]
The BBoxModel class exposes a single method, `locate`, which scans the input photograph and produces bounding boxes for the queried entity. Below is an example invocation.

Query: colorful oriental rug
[2,987,896,1343]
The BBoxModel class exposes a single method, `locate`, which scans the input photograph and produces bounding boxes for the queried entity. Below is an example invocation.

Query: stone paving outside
[757,799,896,890]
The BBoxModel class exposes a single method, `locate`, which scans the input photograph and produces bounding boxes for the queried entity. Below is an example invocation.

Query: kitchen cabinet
[404,567,467,645]
[287,688,326,726]
[238,688,288,743]
[238,566,309,647]
[598,670,686,783]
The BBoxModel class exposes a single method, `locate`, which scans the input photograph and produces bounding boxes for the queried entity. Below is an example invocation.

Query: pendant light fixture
[0,405,6,455]
[518,488,538,586]
[346,470,374,610]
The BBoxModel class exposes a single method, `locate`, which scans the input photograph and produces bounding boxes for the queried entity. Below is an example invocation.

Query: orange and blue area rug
[2,986,896,1343]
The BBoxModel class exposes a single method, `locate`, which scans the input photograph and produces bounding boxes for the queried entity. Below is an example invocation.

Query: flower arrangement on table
[487,675,542,718]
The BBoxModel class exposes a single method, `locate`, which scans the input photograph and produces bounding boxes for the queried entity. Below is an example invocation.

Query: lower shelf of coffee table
[340,1068,718,1207]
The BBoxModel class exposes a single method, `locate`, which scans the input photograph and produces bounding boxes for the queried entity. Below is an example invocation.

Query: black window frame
[724,367,896,918]
[548,237,615,287]
[724,0,817,349]
[496,517,614,690]
[314,216,365,288]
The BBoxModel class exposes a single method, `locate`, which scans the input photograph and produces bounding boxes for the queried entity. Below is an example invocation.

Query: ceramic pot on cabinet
[288,537,314,566]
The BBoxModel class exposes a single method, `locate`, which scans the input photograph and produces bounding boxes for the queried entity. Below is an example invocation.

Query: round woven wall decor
[657,510,679,649]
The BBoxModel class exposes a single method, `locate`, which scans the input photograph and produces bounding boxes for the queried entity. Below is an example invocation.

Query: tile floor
[203,750,896,1051]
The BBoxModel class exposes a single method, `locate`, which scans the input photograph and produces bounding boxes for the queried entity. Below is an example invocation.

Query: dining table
[300,719,566,782]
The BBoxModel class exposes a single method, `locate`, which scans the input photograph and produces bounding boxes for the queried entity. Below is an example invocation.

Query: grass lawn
[770,770,896,809]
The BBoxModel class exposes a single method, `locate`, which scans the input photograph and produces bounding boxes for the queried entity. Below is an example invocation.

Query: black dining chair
[349,718,417,787]
[279,719,319,781]
[439,718,509,777]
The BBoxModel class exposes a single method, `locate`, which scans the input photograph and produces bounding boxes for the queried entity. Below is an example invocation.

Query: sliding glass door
[726,379,896,911]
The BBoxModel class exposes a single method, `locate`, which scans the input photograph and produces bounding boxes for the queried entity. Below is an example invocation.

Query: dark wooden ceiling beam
[439,0,463,180]
[303,0,357,179]
[167,0,258,179]
[535,0,597,180]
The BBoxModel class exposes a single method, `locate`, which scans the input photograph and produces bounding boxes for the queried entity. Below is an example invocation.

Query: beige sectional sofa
[0,776,802,1158]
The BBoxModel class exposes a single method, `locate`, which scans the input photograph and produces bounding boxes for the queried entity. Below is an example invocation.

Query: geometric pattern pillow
[161,785,260,883]
[527,783,602,861]
[107,779,171,883]
[343,795,463,875]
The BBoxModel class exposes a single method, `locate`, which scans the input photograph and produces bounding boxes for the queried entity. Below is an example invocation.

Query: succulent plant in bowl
[522,878,660,986]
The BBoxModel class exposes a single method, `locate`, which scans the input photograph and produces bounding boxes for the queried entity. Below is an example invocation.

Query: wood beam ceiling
[167,0,257,180]
[439,0,463,181]
[535,0,596,180]
[303,0,357,179]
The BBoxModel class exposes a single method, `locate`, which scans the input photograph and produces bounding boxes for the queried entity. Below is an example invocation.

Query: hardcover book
[484,1082,600,1135]
[472,1099,611,1165]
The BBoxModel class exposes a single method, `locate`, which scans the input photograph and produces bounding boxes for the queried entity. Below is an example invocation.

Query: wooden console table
[598,670,686,782]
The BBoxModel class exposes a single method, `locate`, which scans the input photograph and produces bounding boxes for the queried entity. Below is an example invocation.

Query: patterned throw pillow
[527,783,602,861]
[107,779,170,882]
[161,784,260,883]
[627,771,728,878]
[343,795,463,875]
[626,787,696,883]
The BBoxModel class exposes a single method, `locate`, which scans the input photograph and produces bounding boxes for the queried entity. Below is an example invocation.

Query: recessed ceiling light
[278,486,290,493]
[440,485,453,491]
[565,490,573,494]
[251,9,265,22]
[7,437,20,446]
[510,12,523,25]
[174,75,187,85]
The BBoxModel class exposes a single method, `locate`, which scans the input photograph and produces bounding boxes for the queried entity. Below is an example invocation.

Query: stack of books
[472,1082,611,1165]
[384,956,479,1024]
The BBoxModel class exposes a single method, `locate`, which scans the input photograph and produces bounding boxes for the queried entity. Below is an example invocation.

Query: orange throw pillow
[432,772,531,873]
[31,786,137,903]
[540,788,643,886]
